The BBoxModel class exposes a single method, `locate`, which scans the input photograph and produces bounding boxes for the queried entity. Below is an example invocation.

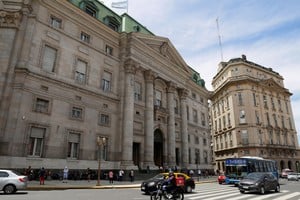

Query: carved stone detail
[0,11,21,28]
[144,70,155,82]
[124,59,137,74]
[179,88,189,99]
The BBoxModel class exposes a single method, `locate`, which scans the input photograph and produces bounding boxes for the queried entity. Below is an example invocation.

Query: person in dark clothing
[39,167,46,185]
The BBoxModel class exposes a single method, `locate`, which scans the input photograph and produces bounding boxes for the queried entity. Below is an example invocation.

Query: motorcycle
[150,181,184,200]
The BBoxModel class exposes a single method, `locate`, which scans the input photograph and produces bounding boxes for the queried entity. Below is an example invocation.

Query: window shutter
[77,60,87,74]
[103,71,111,81]
[31,127,45,138]
[42,46,57,72]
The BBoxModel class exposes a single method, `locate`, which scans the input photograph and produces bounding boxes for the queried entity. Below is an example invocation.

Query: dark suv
[238,172,280,194]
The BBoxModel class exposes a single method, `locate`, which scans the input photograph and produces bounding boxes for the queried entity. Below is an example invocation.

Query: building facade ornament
[0,11,21,28]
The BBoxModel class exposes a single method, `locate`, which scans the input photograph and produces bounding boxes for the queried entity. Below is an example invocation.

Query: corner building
[0,0,212,171]
[211,55,300,172]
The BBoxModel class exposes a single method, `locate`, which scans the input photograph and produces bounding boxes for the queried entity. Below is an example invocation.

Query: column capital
[167,81,177,93]
[124,59,138,74]
[0,11,22,28]
[179,88,189,99]
[144,70,155,82]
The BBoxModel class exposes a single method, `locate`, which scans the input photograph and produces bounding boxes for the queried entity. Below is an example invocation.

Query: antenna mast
[216,18,224,61]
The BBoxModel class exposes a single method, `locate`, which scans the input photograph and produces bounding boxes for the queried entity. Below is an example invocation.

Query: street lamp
[96,136,106,186]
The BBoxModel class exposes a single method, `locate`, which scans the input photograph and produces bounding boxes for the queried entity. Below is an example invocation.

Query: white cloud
[105,0,300,141]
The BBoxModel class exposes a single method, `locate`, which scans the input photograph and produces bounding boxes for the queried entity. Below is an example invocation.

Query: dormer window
[104,16,120,32]
[80,1,98,18]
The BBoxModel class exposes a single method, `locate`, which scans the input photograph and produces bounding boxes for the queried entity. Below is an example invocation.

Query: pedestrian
[86,168,91,182]
[198,169,201,178]
[63,166,69,183]
[109,170,114,184]
[118,169,124,181]
[39,167,46,185]
[26,166,34,181]
[189,169,194,177]
[129,169,134,182]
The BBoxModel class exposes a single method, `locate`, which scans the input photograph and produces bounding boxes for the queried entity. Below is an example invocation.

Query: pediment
[259,78,289,93]
[133,33,190,73]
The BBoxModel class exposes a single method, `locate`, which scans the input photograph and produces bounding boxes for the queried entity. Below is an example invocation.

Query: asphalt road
[1,179,299,200]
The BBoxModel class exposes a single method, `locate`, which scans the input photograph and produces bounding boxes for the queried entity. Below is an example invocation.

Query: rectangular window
[42,45,57,72]
[241,130,248,145]
[99,113,110,126]
[238,92,243,106]
[266,112,270,125]
[68,133,80,159]
[201,112,206,126]
[50,15,62,29]
[105,45,113,56]
[174,99,179,114]
[134,82,142,101]
[35,98,49,113]
[203,138,207,146]
[102,71,112,92]
[227,113,231,126]
[253,93,257,106]
[29,127,45,157]
[255,110,260,124]
[155,90,162,107]
[263,95,268,108]
[186,106,189,120]
[80,32,90,43]
[193,109,198,123]
[75,60,87,84]
[71,106,83,119]
[195,136,199,144]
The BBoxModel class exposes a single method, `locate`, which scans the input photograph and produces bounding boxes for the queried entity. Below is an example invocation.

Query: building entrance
[154,129,163,167]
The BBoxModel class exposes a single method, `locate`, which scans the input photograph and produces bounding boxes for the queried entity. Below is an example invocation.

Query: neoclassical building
[0,0,212,171]
[211,55,300,172]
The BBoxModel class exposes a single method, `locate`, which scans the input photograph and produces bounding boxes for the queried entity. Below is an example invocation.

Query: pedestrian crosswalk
[184,183,300,200]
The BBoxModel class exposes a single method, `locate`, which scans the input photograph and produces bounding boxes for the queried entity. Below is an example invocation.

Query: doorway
[154,129,163,167]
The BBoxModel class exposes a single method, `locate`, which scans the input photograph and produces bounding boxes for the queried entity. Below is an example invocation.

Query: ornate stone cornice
[0,11,21,28]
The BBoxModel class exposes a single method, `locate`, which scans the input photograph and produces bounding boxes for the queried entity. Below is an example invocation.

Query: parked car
[141,172,195,194]
[218,171,226,184]
[238,172,280,194]
[281,168,293,178]
[287,172,300,181]
[0,169,28,194]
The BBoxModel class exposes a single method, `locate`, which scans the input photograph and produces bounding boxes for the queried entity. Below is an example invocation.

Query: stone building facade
[0,0,212,171]
[211,55,300,172]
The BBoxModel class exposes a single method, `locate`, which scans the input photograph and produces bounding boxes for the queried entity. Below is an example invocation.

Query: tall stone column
[121,59,137,167]
[143,70,155,168]
[179,89,189,168]
[167,82,176,167]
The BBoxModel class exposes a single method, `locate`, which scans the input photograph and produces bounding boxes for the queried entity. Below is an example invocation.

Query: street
[0,179,300,200]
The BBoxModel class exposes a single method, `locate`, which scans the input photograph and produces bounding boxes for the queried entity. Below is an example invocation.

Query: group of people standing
[25,166,136,184]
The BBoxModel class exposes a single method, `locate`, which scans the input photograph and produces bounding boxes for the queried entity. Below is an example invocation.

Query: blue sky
[104,0,300,142]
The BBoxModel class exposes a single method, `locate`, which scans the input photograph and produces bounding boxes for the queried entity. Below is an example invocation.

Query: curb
[26,180,217,191]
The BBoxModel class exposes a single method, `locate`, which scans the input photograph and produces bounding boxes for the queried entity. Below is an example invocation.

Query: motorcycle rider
[164,171,177,193]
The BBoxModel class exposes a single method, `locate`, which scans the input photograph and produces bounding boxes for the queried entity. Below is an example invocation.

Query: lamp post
[96,136,106,186]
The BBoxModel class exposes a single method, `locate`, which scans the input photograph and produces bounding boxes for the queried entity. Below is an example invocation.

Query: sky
[102,0,300,142]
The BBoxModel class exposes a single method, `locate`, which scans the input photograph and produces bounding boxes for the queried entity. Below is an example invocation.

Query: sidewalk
[27,176,217,190]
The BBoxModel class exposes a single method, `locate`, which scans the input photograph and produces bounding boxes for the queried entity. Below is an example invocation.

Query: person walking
[129,169,134,182]
[86,168,91,182]
[109,170,114,184]
[63,166,69,183]
[39,167,46,185]
[118,169,124,181]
